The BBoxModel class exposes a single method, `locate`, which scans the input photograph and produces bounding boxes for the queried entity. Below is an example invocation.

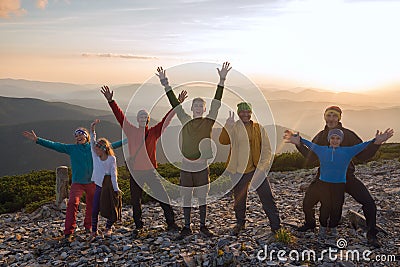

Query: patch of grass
[274,228,296,244]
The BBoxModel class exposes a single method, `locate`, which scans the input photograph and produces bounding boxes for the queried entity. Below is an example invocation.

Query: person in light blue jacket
[284,128,393,238]
[23,128,123,241]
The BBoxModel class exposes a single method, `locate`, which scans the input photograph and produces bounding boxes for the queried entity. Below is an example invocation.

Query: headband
[95,141,107,152]
[74,129,88,138]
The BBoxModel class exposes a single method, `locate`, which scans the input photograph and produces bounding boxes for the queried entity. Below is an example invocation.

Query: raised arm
[217,61,231,88]
[295,131,321,164]
[349,128,394,158]
[90,119,99,155]
[374,128,394,145]
[156,67,180,108]
[208,62,232,120]
[283,130,301,145]
[101,85,134,133]
[156,67,191,124]
[343,130,379,161]
[23,130,71,154]
[150,90,186,138]
[219,111,235,145]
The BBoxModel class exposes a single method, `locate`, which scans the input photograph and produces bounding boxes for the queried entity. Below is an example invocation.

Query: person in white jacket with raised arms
[90,119,121,239]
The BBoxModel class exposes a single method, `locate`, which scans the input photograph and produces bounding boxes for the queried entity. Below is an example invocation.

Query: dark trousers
[232,171,281,231]
[129,170,175,229]
[303,176,378,236]
[92,185,114,232]
[317,180,345,228]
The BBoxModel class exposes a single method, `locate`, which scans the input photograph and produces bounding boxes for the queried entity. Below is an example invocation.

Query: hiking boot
[167,222,181,232]
[367,235,381,248]
[200,226,216,238]
[297,223,316,232]
[230,224,245,236]
[88,230,103,242]
[318,226,327,240]
[175,226,192,241]
[132,226,144,239]
[64,234,74,243]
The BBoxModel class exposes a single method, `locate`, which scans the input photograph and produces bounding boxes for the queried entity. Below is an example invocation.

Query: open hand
[217,61,232,80]
[283,129,300,145]
[23,130,38,142]
[156,66,167,80]
[374,128,394,144]
[91,119,100,132]
[178,90,188,103]
[226,111,235,127]
[101,86,113,102]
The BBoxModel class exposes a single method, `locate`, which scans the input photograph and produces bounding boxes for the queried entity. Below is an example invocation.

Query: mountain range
[1,78,399,176]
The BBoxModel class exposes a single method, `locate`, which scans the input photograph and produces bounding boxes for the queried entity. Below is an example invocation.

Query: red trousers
[64,183,95,235]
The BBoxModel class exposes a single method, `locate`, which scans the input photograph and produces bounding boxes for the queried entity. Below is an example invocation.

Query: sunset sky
[1,0,400,92]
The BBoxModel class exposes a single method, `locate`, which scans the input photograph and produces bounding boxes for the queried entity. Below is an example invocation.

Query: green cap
[237,102,252,113]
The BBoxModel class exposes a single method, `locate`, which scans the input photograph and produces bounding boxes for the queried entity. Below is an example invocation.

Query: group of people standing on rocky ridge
[23,62,394,248]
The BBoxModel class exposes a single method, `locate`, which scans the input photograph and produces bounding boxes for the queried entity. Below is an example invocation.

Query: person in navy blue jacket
[284,128,393,239]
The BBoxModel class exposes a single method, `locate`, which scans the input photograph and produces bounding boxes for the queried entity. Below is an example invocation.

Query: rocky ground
[1,159,399,266]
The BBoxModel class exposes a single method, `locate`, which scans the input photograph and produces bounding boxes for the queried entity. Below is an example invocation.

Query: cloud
[0,0,26,18]
[81,53,158,60]
[36,0,48,10]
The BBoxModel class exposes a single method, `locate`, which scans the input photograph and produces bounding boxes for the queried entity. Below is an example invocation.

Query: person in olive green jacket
[156,62,231,240]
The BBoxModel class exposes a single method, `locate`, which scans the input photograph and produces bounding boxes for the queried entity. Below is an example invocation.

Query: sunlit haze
[1,0,400,92]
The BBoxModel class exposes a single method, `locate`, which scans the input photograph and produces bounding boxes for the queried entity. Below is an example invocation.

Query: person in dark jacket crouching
[293,106,390,248]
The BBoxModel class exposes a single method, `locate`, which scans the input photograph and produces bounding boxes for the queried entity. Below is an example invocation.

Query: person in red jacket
[101,85,186,235]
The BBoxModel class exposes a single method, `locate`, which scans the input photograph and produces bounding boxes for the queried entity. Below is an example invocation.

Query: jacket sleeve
[347,139,375,159]
[110,156,119,191]
[36,138,72,154]
[206,85,224,120]
[219,125,232,145]
[295,132,321,164]
[111,138,126,149]
[257,125,273,172]
[300,137,324,158]
[90,130,97,158]
[108,100,135,136]
[347,131,381,161]
[152,108,175,138]
[164,85,191,124]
